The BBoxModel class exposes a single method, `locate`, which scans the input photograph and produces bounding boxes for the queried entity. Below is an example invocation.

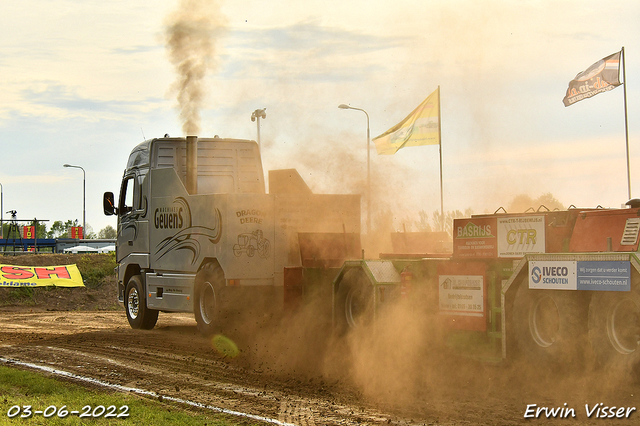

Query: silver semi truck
[104,136,360,334]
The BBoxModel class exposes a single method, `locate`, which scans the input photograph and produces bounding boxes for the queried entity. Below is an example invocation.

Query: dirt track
[1,307,640,425]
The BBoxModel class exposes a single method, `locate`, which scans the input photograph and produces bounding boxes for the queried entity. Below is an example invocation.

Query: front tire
[194,263,225,336]
[125,274,158,330]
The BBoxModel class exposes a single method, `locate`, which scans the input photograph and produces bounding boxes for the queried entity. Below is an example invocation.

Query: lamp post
[250,108,267,150]
[63,164,85,238]
[0,182,3,240]
[338,104,371,234]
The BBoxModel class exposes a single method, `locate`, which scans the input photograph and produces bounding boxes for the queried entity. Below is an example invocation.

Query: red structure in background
[70,226,83,239]
[23,226,35,239]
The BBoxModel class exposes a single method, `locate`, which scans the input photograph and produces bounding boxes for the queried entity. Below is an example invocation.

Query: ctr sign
[497,216,545,258]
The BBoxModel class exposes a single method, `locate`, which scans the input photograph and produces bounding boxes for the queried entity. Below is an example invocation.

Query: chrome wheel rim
[127,287,140,319]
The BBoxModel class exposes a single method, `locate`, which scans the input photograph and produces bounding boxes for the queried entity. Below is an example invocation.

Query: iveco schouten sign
[529,260,631,291]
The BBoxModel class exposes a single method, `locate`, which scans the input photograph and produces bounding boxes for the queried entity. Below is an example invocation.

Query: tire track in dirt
[5,311,639,425]
[0,312,399,425]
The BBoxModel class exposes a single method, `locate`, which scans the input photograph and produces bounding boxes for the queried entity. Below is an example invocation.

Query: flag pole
[622,47,631,200]
[438,85,444,227]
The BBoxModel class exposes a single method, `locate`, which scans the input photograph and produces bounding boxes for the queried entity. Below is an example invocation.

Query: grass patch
[0,366,260,425]
[3,287,35,305]
[75,253,117,289]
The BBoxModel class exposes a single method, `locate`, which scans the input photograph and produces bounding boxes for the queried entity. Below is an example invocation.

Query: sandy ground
[1,307,639,425]
[1,254,640,425]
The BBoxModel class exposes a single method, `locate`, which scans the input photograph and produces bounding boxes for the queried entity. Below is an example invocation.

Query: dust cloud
[213,280,640,421]
[270,132,431,257]
[156,2,636,417]
[164,0,227,136]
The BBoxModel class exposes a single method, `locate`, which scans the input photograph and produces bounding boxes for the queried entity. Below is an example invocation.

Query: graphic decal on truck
[232,229,270,258]
[154,197,223,264]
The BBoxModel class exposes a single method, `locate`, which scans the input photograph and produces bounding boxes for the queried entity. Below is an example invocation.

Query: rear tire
[194,263,224,336]
[512,281,588,367]
[588,289,640,372]
[125,274,158,330]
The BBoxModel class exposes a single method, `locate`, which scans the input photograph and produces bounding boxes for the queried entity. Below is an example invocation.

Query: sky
[1,0,639,236]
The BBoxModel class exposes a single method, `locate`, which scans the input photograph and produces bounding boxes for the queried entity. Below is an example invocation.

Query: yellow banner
[0,264,84,288]
[373,87,440,155]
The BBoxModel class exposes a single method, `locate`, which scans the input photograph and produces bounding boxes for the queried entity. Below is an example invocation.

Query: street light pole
[63,164,85,238]
[0,182,3,240]
[338,104,371,234]
[250,108,267,150]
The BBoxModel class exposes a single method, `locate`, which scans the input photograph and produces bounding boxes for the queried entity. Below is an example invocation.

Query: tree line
[1,220,116,240]
[386,192,565,238]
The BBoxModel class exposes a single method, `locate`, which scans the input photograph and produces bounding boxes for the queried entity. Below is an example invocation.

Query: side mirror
[103,192,117,216]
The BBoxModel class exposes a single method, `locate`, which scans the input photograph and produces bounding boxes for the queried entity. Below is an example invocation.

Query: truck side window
[119,176,135,215]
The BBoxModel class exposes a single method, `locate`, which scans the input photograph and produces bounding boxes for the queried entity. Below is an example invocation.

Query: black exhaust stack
[186,135,198,195]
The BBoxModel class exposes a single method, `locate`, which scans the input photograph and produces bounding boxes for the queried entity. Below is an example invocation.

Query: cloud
[17,82,166,117]
[233,19,403,53]
[220,20,406,82]
[111,44,162,55]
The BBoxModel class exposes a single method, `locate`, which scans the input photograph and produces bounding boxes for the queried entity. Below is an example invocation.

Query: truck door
[117,173,140,261]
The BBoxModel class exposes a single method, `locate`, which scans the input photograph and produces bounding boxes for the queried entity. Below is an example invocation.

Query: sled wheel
[588,287,640,371]
[194,263,225,336]
[335,269,373,334]
[125,274,158,330]
[512,280,588,367]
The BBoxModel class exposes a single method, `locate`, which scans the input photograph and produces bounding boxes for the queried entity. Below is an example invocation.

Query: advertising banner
[0,264,84,287]
[438,274,484,316]
[528,260,630,291]
[71,226,84,239]
[453,217,497,258]
[22,226,35,239]
[529,260,576,290]
[576,261,630,291]
[497,215,546,258]
[438,261,486,331]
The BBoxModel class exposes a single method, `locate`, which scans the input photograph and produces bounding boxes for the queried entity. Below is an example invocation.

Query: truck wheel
[125,274,158,330]
[335,269,373,334]
[194,263,224,336]
[512,282,588,366]
[588,289,640,371]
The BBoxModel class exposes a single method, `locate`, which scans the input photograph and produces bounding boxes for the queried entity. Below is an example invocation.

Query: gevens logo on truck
[153,196,223,264]
[153,197,190,230]
[154,206,184,229]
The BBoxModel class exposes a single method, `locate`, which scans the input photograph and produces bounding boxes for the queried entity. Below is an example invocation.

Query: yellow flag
[373,87,440,155]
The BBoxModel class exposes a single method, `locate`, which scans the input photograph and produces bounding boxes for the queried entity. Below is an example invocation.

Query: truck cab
[105,136,360,333]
